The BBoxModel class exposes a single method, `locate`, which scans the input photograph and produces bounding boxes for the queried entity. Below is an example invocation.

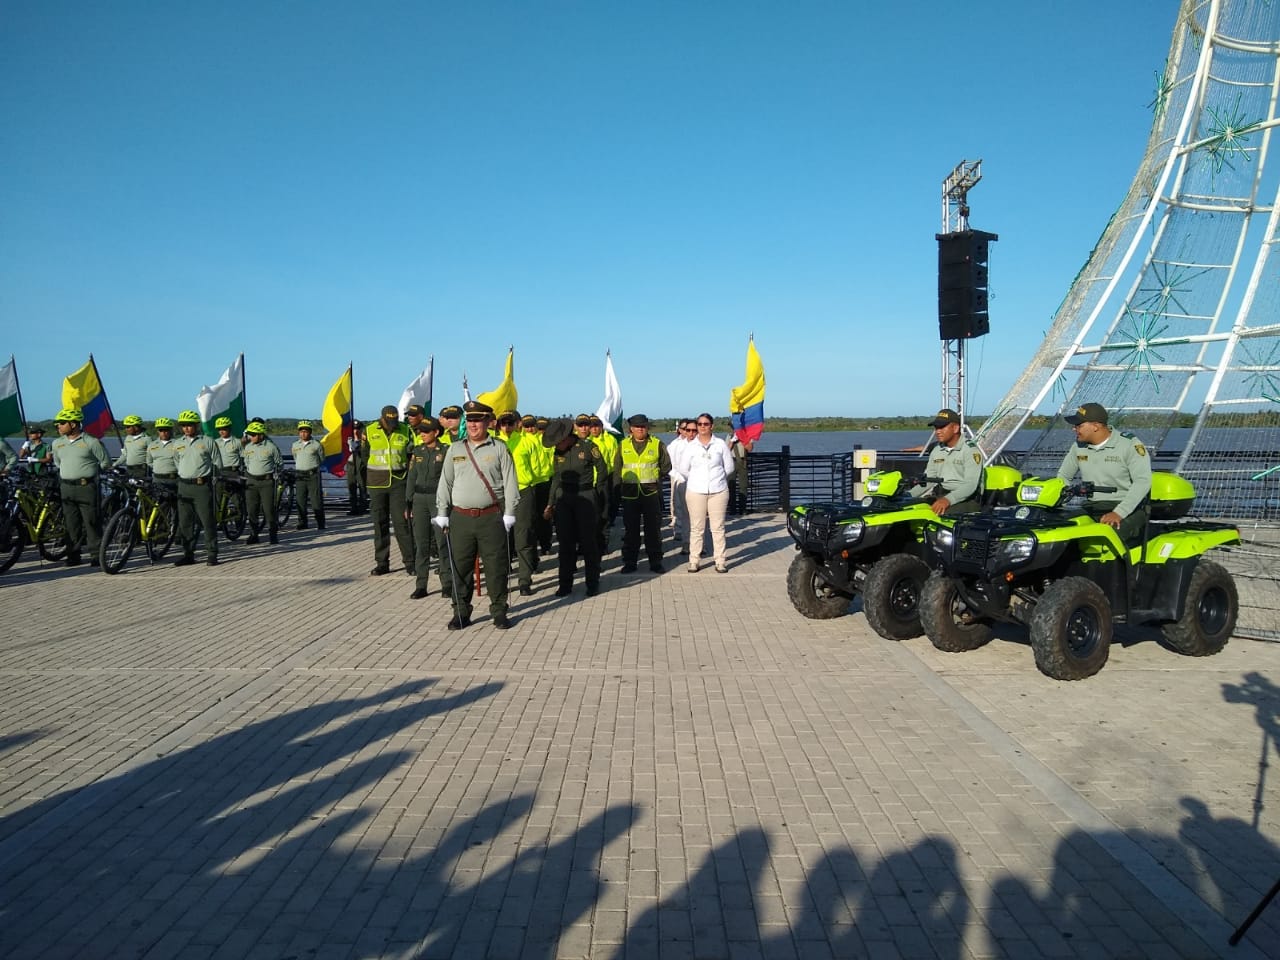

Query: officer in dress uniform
[173,409,225,565]
[147,418,180,492]
[1056,402,1153,545]
[291,421,326,530]
[434,401,519,630]
[616,414,672,573]
[214,416,244,477]
[908,408,984,516]
[406,416,448,600]
[543,417,608,598]
[437,405,463,445]
[242,421,283,545]
[113,415,149,478]
[364,405,415,575]
[51,407,110,567]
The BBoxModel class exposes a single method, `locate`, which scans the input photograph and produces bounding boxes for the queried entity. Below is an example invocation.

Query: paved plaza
[0,513,1277,959]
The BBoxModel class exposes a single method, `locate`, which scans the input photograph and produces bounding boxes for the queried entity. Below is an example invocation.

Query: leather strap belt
[452,504,500,517]
[62,478,95,486]
[294,469,318,477]
[247,474,275,481]
[153,472,176,479]
[179,477,209,486]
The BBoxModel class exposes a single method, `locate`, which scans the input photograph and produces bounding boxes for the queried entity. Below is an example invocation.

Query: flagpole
[10,354,29,429]
[89,353,123,444]
[239,352,248,428]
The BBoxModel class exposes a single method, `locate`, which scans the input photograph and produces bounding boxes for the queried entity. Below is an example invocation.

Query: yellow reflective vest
[619,436,662,486]
[364,422,414,488]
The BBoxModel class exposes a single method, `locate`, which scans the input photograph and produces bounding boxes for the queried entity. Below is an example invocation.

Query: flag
[476,347,518,415]
[594,351,624,434]
[62,356,114,438]
[729,337,766,444]
[196,354,247,437]
[320,365,354,477]
[398,357,433,415]
[0,357,23,437]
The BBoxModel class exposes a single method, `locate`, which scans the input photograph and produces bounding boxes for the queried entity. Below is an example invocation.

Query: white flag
[594,351,623,434]
[398,357,434,414]
[195,354,246,436]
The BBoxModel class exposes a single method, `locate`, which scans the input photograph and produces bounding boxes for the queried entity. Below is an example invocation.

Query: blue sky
[2,1,1176,423]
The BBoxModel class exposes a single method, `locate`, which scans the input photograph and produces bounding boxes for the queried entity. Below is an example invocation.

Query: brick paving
[0,513,1277,959]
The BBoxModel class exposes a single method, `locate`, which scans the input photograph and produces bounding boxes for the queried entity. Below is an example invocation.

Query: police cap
[928,408,962,428]
[1064,402,1109,425]
[542,418,575,447]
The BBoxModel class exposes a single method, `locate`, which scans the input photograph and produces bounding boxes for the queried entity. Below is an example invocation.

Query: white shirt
[667,435,689,480]
[672,435,734,494]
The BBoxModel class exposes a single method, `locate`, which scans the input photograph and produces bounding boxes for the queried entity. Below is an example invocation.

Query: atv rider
[1056,402,1152,545]
[908,408,983,516]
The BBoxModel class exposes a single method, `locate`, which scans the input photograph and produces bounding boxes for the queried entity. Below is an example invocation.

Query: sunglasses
[696,421,712,426]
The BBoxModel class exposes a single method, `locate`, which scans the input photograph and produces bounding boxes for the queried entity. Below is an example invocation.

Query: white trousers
[671,478,689,544]
[685,488,728,567]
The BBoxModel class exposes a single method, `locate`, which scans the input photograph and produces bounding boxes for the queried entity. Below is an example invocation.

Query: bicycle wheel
[147,504,177,561]
[221,491,246,541]
[0,513,26,573]
[37,503,69,561]
[276,485,295,528]
[100,509,138,574]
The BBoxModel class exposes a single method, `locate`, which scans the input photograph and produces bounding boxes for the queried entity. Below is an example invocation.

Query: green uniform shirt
[216,435,244,469]
[549,437,608,504]
[292,437,325,471]
[437,436,519,515]
[114,432,150,468]
[18,438,52,473]
[243,437,284,477]
[1,440,16,472]
[406,441,447,497]
[911,439,983,504]
[176,434,224,479]
[52,433,110,480]
[147,438,180,476]
[1056,430,1153,519]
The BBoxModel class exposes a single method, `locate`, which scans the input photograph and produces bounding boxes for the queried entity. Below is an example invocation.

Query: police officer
[51,407,110,567]
[434,401,519,630]
[510,412,545,595]
[214,416,244,477]
[1056,402,1153,544]
[147,418,180,492]
[346,420,368,514]
[406,417,448,600]
[543,417,608,598]
[525,415,555,556]
[19,425,52,474]
[174,409,224,565]
[242,421,283,545]
[909,408,984,516]
[437,405,463,445]
[114,415,150,479]
[404,404,427,443]
[291,420,326,530]
[364,404,415,575]
[616,414,672,573]
[0,437,16,475]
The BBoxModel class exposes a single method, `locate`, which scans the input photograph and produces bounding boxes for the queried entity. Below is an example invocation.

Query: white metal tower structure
[975,0,1280,520]
[940,160,982,427]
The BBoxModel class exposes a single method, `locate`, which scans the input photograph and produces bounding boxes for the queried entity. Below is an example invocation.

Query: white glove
[432,516,449,530]
[502,514,516,531]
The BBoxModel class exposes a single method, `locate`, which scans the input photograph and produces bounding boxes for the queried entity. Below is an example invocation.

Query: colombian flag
[729,337,765,444]
[476,347,518,417]
[320,365,354,477]
[62,357,114,438]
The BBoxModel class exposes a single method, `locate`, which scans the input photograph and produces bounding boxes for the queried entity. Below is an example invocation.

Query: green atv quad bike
[785,465,1021,640]
[918,471,1241,680]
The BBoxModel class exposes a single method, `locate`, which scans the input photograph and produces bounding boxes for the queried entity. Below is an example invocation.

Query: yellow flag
[477,347,518,415]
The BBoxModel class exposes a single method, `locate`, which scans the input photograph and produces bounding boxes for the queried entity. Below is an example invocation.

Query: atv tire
[1159,559,1236,657]
[863,554,929,640]
[920,574,993,652]
[786,553,851,620]
[1029,576,1112,680]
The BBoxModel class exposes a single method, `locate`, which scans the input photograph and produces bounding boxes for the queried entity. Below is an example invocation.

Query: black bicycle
[99,475,178,573]
[215,474,247,541]
[0,470,68,573]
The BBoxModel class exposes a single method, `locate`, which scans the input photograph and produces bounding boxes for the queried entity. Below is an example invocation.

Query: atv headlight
[787,513,809,538]
[838,520,865,545]
[995,536,1035,566]
[926,526,954,552]
[1018,484,1042,503]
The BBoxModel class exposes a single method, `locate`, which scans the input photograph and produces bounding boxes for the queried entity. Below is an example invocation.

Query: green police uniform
[363,419,416,573]
[548,435,609,595]
[910,439,984,514]
[616,431,672,571]
[175,433,224,563]
[436,432,519,624]
[1,440,16,474]
[1056,430,1153,544]
[510,431,545,591]
[114,432,150,478]
[407,438,449,594]
[52,432,110,563]
[216,435,244,474]
[147,437,180,488]
[291,435,326,529]
[243,435,283,544]
[19,436,52,474]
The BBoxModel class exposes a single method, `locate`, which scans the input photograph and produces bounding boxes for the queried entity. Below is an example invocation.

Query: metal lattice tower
[975,0,1280,521]
[940,160,983,426]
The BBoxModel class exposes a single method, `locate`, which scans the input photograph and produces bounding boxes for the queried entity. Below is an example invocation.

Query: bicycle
[252,468,296,534]
[215,474,247,541]
[98,475,178,574]
[0,470,68,573]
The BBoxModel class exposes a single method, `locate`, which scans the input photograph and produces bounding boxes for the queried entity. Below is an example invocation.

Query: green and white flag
[0,356,23,438]
[594,350,624,435]
[196,354,247,437]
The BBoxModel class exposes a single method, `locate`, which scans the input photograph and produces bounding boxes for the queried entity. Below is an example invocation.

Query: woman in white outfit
[672,413,734,572]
